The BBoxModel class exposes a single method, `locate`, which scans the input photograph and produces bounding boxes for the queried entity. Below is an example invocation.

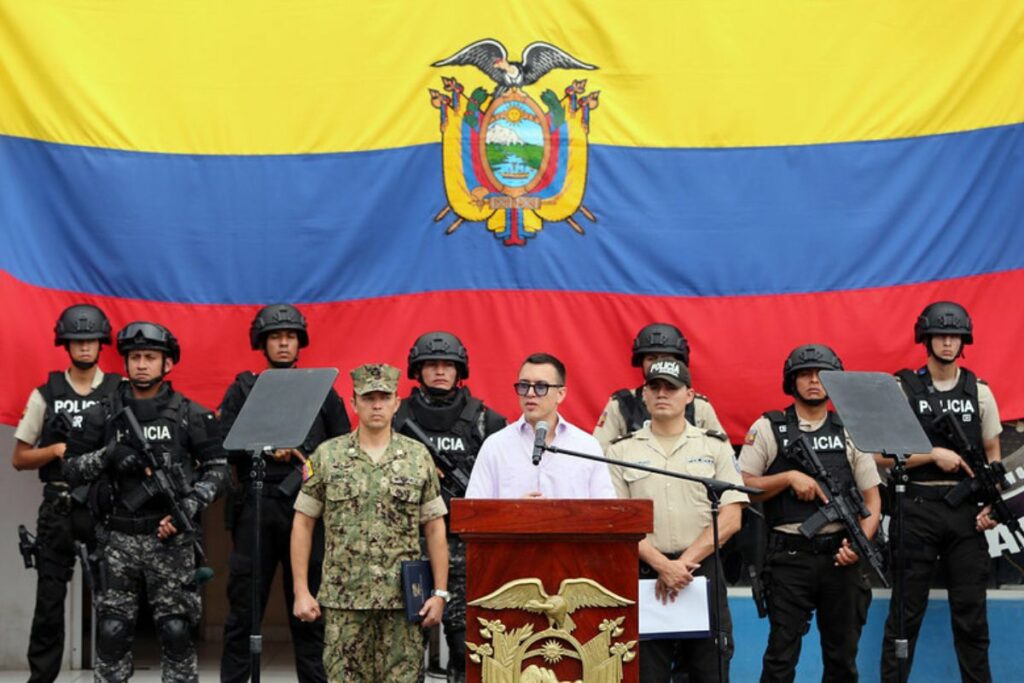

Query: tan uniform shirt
[594,391,726,452]
[607,424,748,554]
[295,430,446,610]
[738,413,881,534]
[14,369,109,445]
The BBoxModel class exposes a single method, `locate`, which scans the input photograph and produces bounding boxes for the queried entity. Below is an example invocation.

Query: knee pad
[97,615,133,662]
[157,616,192,662]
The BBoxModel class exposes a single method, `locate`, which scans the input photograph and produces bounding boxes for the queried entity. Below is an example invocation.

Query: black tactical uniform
[881,302,997,683]
[219,304,351,683]
[15,304,121,683]
[739,345,876,683]
[394,332,506,683]
[64,322,228,682]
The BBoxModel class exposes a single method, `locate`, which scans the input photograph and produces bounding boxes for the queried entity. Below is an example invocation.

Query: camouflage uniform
[294,426,446,683]
[94,531,200,682]
[64,382,228,683]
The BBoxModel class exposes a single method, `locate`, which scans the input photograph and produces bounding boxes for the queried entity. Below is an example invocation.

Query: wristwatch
[432,589,451,603]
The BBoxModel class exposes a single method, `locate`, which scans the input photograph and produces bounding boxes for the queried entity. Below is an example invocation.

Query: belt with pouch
[768,530,844,555]
[639,550,682,579]
[905,482,955,502]
[43,483,72,514]
[107,514,165,535]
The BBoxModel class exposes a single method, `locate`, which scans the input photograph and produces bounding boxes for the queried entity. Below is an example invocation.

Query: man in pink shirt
[465,353,615,499]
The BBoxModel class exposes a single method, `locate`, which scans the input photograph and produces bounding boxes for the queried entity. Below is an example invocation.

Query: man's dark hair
[521,353,566,384]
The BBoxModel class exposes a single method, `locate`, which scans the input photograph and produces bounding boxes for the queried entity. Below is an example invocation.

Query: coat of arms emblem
[429,39,601,246]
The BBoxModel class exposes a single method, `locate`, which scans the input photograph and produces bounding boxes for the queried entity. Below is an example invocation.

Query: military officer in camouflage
[292,363,449,683]
[594,323,727,451]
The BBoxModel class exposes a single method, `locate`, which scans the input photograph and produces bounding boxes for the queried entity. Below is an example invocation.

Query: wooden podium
[451,499,653,683]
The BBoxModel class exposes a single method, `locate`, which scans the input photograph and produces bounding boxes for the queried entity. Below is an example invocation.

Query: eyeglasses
[513,381,564,397]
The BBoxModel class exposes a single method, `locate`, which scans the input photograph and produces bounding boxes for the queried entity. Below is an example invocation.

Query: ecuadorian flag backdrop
[2,1,1023,436]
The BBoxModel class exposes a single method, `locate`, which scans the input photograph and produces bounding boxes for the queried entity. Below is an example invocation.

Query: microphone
[532,421,550,466]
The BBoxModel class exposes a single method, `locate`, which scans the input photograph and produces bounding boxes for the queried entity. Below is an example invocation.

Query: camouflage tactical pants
[95,530,200,682]
[323,608,423,683]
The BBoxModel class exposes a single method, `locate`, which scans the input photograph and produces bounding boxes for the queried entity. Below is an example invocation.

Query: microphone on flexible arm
[531,421,550,466]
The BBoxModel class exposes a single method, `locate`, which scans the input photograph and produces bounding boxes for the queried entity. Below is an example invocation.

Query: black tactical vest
[613,385,701,433]
[763,407,855,527]
[394,387,488,501]
[896,367,983,483]
[36,371,122,483]
[106,386,192,518]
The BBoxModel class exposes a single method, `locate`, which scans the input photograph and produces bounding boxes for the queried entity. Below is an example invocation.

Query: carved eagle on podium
[468,577,633,634]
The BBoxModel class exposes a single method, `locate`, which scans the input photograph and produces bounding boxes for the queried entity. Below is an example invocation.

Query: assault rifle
[116,405,213,583]
[787,434,889,587]
[936,412,1024,548]
[45,410,74,442]
[401,418,471,498]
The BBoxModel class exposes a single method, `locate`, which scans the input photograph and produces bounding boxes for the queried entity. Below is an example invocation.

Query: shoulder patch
[596,411,607,428]
[743,429,757,446]
[302,459,314,482]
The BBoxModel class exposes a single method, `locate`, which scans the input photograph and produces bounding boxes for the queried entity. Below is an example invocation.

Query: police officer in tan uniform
[595,323,726,452]
[739,345,880,683]
[608,358,747,683]
[291,364,449,683]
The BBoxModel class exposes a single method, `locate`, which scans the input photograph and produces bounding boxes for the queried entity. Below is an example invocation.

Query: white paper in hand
[638,577,711,640]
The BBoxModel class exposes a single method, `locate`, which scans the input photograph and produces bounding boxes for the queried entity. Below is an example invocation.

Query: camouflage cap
[351,363,400,395]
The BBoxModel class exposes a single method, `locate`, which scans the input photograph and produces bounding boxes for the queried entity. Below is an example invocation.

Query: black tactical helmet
[631,323,690,367]
[250,304,309,350]
[54,304,112,346]
[116,321,181,363]
[914,301,973,345]
[407,331,469,380]
[782,344,843,396]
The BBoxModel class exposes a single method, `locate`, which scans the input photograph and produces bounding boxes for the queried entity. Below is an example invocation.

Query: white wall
[0,423,75,669]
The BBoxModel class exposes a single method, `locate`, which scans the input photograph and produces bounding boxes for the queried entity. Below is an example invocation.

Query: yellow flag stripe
[1,1,1022,154]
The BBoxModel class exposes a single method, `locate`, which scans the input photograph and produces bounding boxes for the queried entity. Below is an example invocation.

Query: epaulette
[704,429,728,442]
[694,392,709,402]
[610,431,636,445]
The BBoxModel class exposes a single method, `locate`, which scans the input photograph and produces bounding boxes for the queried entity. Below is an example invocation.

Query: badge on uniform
[744,429,757,446]
[302,460,314,482]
